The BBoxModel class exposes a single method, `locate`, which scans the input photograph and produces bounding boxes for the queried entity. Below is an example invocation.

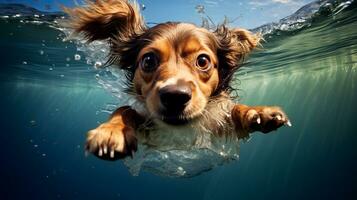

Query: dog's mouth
[155,101,207,125]
[161,115,191,125]
[157,109,195,125]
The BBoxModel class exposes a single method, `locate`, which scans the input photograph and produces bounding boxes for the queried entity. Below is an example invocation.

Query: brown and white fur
[63,0,291,160]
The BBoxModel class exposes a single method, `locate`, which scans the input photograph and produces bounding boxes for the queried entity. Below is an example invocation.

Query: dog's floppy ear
[215,26,260,68]
[63,0,146,42]
[213,26,260,94]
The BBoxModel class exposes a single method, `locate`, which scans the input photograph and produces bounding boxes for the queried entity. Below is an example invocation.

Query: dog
[64,0,291,161]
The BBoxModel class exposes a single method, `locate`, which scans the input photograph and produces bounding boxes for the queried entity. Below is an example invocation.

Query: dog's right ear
[63,0,146,42]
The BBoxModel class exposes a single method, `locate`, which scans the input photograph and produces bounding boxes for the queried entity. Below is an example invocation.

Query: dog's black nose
[159,84,192,112]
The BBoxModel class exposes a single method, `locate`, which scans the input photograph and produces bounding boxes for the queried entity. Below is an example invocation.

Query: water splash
[252,0,355,35]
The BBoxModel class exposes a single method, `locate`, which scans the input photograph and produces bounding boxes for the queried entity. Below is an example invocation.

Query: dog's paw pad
[246,107,290,133]
[85,123,137,160]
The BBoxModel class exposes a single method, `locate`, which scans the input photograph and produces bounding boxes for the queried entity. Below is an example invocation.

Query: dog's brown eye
[196,54,211,71]
[140,52,159,72]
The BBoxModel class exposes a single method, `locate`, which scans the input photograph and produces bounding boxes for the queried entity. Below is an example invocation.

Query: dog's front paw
[85,122,137,160]
[245,107,291,133]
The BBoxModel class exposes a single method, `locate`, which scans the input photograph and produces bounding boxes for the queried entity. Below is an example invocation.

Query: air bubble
[74,54,81,61]
[219,151,227,157]
[177,166,186,176]
[141,4,146,10]
[30,120,36,126]
[94,61,102,68]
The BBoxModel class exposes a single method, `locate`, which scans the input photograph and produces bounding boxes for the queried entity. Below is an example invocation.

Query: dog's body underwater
[63,0,291,169]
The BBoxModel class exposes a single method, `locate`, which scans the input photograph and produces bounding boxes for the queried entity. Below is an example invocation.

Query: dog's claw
[256,117,261,124]
[286,120,292,127]
[98,148,103,156]
[129,150,135,158]
[110,149,115,158]
[103,146,108,154]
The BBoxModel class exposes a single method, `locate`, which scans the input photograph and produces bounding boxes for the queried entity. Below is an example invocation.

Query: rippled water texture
[0,0,356,199]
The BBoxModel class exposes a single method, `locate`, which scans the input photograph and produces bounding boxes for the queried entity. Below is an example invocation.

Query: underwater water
[1,0,356,199]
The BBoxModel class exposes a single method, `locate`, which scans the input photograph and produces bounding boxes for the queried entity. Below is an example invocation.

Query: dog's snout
[159,84,192,111]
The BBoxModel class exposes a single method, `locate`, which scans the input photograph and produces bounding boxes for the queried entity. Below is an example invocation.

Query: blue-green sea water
[0,0,356,199]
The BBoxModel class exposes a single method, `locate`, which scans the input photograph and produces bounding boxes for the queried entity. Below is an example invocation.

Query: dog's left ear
[215,26,260,68]
[62,0,146,43]
[213,26,260,94]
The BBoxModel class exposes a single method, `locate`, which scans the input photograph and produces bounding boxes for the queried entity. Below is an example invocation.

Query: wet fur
[64,0,290,159]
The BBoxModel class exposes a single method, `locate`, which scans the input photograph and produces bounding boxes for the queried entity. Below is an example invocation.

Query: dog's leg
[231,104,291,138]
[85,106,145,160]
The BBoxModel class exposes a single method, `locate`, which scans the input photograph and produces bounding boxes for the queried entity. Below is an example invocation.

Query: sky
[0,0,314,29]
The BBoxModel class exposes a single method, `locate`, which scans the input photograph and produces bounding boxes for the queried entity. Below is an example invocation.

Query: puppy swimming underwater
[63,0,291,161]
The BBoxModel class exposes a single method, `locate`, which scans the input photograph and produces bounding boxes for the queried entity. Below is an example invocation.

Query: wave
[0,3,63,21]
[251,0,355,36]
[1,0,355,36]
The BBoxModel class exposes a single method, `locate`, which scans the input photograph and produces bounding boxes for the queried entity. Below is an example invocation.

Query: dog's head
[64,0,260,125]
